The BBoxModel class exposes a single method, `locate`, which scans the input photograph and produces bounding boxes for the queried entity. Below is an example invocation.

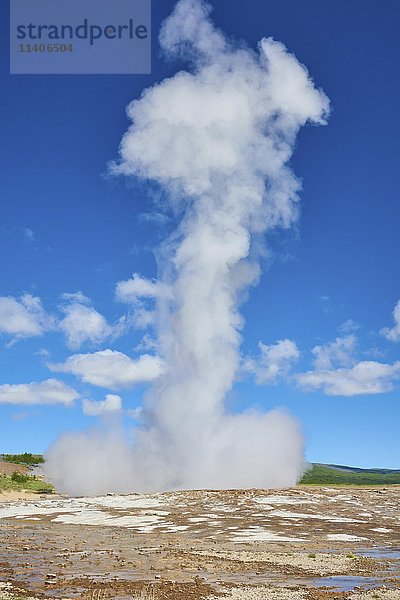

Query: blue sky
[1,0,399,469]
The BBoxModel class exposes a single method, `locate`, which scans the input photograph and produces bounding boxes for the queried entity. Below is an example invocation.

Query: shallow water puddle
[356,546,400,559]
[298,575,393,592]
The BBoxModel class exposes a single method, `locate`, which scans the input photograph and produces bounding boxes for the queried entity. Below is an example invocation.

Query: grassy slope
[0,454,53,494]
[0,473,53,494]
[301,463,400,485]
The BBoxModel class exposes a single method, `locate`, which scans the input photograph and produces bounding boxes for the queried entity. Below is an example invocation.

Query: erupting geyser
[45,0,329,496]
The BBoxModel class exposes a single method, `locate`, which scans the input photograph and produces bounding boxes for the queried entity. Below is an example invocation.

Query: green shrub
[0,472,53,494]
[11,472,30,484]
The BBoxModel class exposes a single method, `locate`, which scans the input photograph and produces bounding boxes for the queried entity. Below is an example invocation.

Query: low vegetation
[0,472,53,494]
[301,463,400,485]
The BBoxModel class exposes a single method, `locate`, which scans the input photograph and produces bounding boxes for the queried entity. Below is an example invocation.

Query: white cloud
[297,360,400,396]
[338,319,360,335]
[244,339,300,384]
[59,293,113,350]
[61,291,88,303]
[35,348,50,358]
[381,299,400,342]
[48,349,165,390]
[298,332,400,396]
[82,394,122,416]
[115,273,167,303]
[0,379,79,406]
[0,294,53,342]
[0,291,127,350]
[311,334,357,370]
[58,292,128,350]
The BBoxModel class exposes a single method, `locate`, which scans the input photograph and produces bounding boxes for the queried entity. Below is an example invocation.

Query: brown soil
[0,461,29,476]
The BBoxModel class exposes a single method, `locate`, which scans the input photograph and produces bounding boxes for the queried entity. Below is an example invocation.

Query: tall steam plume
[45,0,329,495]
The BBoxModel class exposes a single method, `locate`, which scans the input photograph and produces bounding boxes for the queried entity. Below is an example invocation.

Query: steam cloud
[45,0,329,495]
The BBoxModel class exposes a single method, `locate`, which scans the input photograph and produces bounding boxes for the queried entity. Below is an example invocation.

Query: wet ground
[0,486,398,599]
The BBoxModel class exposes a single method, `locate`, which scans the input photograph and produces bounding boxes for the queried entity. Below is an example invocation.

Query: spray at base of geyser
[44,0,329,496]
[45,409,304,496]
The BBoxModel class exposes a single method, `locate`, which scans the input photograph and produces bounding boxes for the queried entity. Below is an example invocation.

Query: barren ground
[0,486,398,599]
[0,462,29,477]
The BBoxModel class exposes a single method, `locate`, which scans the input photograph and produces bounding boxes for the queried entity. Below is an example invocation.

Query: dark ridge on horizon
[322,463,400,474]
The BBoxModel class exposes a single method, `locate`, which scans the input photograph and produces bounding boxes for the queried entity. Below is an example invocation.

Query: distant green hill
[1,453,44,466]
[301,463,400,485]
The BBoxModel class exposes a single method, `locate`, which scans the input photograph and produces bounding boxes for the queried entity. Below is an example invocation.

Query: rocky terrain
[0,486,398,599]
